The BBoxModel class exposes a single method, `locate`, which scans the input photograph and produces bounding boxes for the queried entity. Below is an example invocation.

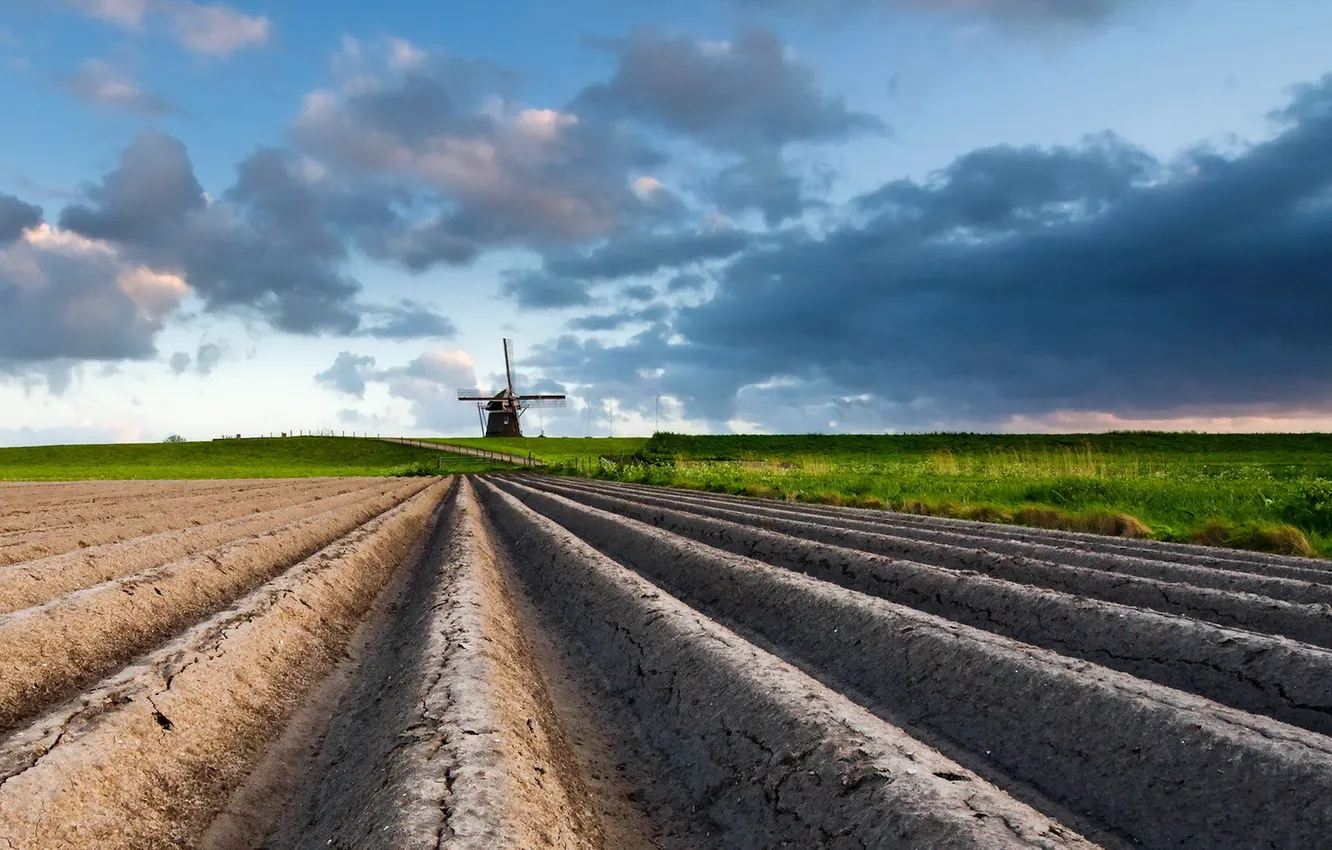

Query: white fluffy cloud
[58,0,271,56]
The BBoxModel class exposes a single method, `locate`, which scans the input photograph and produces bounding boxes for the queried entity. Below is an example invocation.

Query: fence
[379,437,544,468]
[211,432,544,468]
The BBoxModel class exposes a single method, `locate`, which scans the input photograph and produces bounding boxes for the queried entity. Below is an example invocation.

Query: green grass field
[542,432,1332,558]
[426,436,648,465]
[0,437,514,481]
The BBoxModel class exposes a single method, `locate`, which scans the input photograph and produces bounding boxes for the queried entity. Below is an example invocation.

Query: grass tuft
[1189,521,1313,557]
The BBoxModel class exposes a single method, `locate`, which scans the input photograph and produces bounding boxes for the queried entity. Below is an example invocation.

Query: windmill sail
[456,338,566,437]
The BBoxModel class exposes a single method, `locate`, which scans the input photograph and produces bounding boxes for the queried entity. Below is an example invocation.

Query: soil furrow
[0,478,417,614]
[547,476,1332,595]
[0,479,433,733]
[223,478,607,849]
[527,477,1332,648]
[475,477,1099,849]
[571,476,1332,577]
[0,480,449,850]
[502,477,1332,735]
[0,480,302,533]
[0,479,376,564]
[490,477,1332,849]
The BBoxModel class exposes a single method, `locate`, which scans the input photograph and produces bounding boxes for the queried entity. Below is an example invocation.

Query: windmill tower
[457,339,567,438]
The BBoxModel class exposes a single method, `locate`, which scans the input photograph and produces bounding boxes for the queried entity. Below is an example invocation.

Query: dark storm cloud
[576,26,882,223]
[0,193,42,243]
[315,352,377,398]
[856,132,1158,234]
[536,74,1332,428]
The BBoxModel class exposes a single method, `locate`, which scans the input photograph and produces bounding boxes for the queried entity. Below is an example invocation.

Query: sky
[1,0,1331,444]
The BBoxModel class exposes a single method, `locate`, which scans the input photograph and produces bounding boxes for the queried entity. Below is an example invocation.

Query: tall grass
[557,433,1332,558]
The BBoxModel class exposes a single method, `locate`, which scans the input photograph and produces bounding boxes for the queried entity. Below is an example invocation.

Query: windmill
[457,339,567,437]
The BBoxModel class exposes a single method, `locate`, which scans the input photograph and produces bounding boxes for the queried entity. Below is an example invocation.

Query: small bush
[1014,507,1062,528]
[1280,479,1332,533]
[388,461,436,477]
[1082,512,1153,539]
[1190,521,1313,557]
[960,504,1013,524]
[1014,506,1151,538]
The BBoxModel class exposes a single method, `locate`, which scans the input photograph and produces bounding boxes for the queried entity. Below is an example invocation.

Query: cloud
[579,27,882,152]
[0,193,42,244]
[543,227,753,281]
[709,151,818,226]
[58,0,150,29]
[576,26,882,223]
[730,0,1149,28]
[666,272,708,292]
[567,302,670,331]
[58,0,271,56]
[58,59,176,115]
[195,341,222,374]
[168,350,190,374]
[500,226,753,310]
[315,351,376,398]
[58,133,417,336]
[355,299,457,340]
[317,348,481,433]
[531,73,1332,430]
[291,39,666,264]
[499,269,596,310]
[0,223,186,388]
[159,1,270,56]
[621,283,657,301]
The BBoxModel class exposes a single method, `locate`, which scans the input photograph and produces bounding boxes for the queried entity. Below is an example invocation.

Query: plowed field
[2,474,1330,848]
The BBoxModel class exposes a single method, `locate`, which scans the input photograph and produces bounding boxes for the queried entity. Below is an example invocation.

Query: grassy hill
[0,437,514,481]
[425,436,648,465]
[569,432,1332,558]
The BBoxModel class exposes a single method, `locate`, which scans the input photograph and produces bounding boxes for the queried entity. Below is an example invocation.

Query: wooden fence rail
[211,432,544,468]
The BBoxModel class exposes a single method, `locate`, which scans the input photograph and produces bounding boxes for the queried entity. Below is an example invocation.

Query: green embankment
[531,432,1332,558]
[0,437,514,481]
[425,436,648,465]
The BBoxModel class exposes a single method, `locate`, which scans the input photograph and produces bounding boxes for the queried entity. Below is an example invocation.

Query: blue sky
[1,0,1331,444]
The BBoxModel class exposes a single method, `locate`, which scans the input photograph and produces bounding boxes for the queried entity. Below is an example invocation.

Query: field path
[1,474,1331,848]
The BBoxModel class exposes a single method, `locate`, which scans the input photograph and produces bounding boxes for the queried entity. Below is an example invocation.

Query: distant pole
[609,396,615,438]
[655,395,660,433]
[586,401,591,438]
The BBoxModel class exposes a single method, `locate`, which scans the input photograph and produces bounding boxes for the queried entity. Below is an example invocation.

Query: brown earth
[0,478,414,614]
[1,474,1331,848]
[0,478,377,564]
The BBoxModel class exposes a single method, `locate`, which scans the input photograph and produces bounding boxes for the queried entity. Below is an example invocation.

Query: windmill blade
[458,388,503,400]
[503,338,515,397]
[520,397,567,409]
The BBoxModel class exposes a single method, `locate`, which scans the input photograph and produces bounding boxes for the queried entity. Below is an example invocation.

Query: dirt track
[3,474,1332,848]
